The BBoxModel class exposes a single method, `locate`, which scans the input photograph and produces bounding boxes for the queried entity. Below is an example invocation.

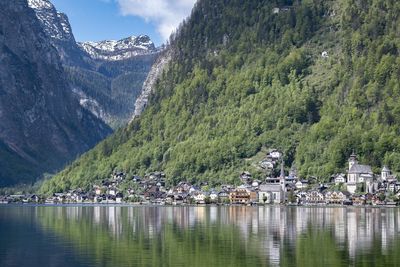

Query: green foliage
[42,0,400,194]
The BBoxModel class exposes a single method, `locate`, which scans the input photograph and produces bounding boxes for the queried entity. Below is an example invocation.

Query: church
[346,153,374,194]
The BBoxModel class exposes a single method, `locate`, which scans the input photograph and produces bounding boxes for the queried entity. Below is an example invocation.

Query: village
[1,151,399,207]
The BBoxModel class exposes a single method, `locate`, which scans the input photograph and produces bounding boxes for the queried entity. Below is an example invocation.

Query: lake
[1,205,400,267]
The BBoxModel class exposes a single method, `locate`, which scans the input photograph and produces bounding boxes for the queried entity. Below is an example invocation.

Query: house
[347,153,374,194]
[305,190,324,204]
[0,196,9,204]
[45,196,57,204]
[144,185,166,200]
[108,188,117,196]
[209,191,218,202]
[193,191,208,204]
[381,166,397,182]
[175,182,192,194]
[240,171,252,184]
[173,193,189,205]
[53,193,65,203]
[268,149,281,160]
[116,193,123,203]
[332,174,346,185]
[218,191,230,203]
[249,190,258,203]
[189,185,200,194]
[295,180,309,190]
[94,186,103,196]
[260,159,274,170]
[324,191,350,204]
[352,194,366,206]
[229,186,250,204]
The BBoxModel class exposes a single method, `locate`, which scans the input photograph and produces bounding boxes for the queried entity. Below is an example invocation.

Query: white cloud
[116,0,196,42]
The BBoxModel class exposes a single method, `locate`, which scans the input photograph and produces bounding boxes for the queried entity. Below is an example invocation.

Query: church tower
[348,152,358,171]
[381,166,390,181]
[280,158,286,193]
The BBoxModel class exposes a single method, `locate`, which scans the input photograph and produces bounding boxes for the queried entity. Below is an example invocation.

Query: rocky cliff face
[27,0,91,68]
[0,0,111,186]
[28,0,159,128]
[133,50,171,118]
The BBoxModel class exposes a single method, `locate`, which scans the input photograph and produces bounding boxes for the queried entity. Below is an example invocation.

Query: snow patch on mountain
[79,35,157,61]
[27,0,52,9]
[28,0,74,41]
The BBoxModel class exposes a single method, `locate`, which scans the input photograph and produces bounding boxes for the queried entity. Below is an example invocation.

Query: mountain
[41,0,400,193]
[27,0,89,68]
[78,35,156,61]
[28,0,159,128]
[0,0,112,187]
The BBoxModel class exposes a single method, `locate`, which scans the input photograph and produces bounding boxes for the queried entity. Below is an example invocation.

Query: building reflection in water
[48,206,400,266]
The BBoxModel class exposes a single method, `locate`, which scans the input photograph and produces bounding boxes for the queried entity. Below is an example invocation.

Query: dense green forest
[41,0,400,193]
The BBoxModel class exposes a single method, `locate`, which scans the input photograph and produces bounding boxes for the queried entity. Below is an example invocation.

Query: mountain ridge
[79,35,157,61]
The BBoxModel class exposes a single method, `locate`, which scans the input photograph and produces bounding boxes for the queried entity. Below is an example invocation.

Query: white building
[347,153,373,194]
[259,184,283,204]
[259,160,286,204]
[333,174,346,185]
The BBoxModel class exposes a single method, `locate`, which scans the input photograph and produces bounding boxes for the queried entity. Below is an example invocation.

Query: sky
[51,0,197,46]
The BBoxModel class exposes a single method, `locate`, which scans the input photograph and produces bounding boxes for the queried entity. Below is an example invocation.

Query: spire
[280,157,286,201]
[348,151,358,171]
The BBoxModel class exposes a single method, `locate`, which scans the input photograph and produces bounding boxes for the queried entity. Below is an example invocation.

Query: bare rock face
[28,0,159,128]
[133,50,172,118]
[0,0,112,186]
[27,0,90,68]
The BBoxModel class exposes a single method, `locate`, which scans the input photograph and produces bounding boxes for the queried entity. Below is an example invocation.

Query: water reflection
[2,206,400,267]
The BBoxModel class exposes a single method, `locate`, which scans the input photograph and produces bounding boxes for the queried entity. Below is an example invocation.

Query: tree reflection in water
[10,206,400,267]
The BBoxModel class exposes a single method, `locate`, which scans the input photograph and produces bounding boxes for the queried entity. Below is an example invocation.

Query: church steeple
[280,158,286,193]
[348,151,358,171]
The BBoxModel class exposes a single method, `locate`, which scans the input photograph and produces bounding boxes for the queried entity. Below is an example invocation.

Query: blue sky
[52,0,196,46]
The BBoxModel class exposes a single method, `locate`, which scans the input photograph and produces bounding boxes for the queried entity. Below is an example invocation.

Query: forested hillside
[42,0,400,193]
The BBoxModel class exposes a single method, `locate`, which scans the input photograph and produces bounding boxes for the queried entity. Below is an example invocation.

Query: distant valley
[28,0,160,128]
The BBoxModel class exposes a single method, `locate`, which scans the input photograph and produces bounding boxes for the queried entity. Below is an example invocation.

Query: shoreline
[1,203,399,208]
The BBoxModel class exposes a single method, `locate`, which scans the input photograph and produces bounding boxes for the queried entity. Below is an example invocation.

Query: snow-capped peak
[27,0,53,10]
[28,0,74,41]
[78,35,157,61]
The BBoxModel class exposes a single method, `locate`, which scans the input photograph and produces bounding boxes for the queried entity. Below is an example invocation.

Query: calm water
[1,206,400,267]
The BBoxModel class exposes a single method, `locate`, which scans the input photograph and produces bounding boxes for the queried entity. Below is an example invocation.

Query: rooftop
[349,164,373,174]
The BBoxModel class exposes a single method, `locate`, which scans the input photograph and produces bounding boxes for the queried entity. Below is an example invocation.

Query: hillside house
[332,174,346,185]
[295,180,309,190]
[240,171,252,184]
